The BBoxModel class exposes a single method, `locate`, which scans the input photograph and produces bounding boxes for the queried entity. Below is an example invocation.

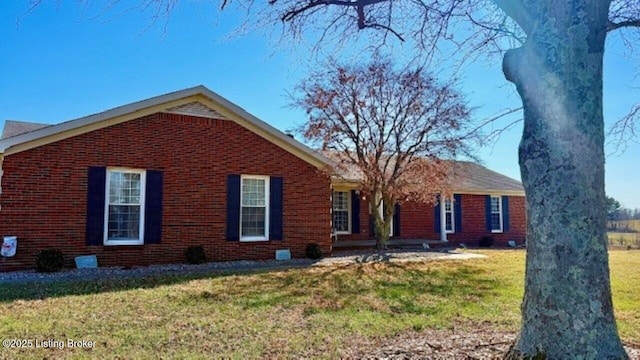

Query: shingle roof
[449,161,524,194]
[329,151,524,195]
[1,120,50,140]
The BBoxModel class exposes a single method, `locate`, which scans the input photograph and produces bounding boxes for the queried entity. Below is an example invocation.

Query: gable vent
[166,102,228,120]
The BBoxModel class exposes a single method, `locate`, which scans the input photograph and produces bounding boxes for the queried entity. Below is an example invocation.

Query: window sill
[491,230,503,234]
[104,240,144,246]
[102,245,145,251]
[334,231,351,235]
[240,237,269,242]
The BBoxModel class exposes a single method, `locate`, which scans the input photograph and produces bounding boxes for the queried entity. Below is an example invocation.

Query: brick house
[0,86,525,271]
[0,86,332,271]
[330,161,526,248]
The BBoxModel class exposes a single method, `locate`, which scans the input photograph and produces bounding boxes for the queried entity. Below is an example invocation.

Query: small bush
[185,245,207,264]
[305,243,323,259]
[36,249,64,273]
[479,236,494,248]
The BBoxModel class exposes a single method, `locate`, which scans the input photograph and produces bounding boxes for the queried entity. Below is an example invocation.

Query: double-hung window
[490,196,503,233]
[240,175,269,241]
[444,199,455,233]
[332,190,351,234]
[105,169,146,245]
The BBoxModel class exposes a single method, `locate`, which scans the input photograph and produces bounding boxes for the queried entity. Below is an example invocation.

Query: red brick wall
[446,194,526,246]
[336,193,526,246]
[0,113,331,271]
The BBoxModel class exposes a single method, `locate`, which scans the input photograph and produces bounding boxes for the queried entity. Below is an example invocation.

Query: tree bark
[371,193,392,250]
[502,1,628,358]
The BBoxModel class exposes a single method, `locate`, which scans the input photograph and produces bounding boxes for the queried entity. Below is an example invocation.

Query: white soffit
[165,101,228,120]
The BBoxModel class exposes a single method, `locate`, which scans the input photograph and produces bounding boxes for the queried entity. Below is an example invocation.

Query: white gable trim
[0,86,330,169]
[165,101,228,119]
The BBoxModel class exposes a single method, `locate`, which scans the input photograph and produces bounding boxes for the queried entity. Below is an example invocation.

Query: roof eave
[0,87,204,154]
[452,188,526,196]
[0,86,331,170]
[329,178,526,196]
[331,176,361,189]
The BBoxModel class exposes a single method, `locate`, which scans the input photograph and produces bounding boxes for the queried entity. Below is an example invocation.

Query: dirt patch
[342,324,640,359]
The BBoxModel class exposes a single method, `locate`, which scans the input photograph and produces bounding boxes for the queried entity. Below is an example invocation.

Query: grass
[608,232,640,247]
[0,250,638,359]
[608,219,640,248]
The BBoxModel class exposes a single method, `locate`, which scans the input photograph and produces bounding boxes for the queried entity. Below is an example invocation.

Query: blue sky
[1,2,639,208]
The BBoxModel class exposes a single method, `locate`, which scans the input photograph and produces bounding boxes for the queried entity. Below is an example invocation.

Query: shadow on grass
[0,253,502,319]
[208,259,502,320]
[0,264,311,303]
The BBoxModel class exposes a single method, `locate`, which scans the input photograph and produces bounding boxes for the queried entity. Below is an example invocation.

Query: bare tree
[293,57,472,249]
[234,0,640,358]
[18,0,640,358]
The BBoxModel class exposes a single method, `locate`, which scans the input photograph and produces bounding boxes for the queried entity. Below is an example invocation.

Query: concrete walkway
[313,250,487,266]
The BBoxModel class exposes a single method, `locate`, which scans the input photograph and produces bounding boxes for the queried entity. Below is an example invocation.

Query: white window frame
[491,195,503,233]
[444,198,455,234]
[332,190,352,235]
[104,168,146,246]
[240,175,270,242]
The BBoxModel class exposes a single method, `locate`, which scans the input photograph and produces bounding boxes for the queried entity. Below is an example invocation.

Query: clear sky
[1,2,639,208]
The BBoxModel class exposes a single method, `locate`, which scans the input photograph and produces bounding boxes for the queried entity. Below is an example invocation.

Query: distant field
[609,219,640,232]
[608,220,640,248]
[625,220,640,232]
[608,232,640,248]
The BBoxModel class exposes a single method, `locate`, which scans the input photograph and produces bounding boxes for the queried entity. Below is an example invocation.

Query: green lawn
[0,250,638,359]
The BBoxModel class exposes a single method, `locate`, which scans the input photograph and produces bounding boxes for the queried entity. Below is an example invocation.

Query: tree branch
[281,0,387,22]
[362,22,405,41]
[607,19,640,32]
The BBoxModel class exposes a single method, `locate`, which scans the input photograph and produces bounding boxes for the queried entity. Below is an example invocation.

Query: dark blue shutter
[144,170,163,244]
[434,196,441,234]
[454,194,462,233]
[351,190,360,233]
[485,195,493,231]
[86,167,106,246]
[269,177,283,240]
[502,196,510,232]
[393,203,401,237]
[226,175,241,241]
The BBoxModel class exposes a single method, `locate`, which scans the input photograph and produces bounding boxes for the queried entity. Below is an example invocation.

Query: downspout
[440,197,448,242]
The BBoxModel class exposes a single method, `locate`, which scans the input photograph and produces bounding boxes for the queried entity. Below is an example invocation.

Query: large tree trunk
[502,1,628,358]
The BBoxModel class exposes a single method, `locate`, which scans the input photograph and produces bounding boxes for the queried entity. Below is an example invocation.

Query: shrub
[479,236,494,248]
[185,245,207,264]
[36,249,64,273]
[305,243,323,259]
